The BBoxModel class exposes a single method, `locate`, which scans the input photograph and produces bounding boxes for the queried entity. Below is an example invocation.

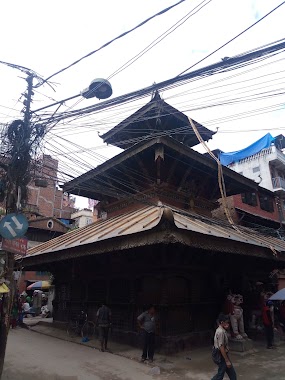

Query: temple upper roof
[101,92,215,149]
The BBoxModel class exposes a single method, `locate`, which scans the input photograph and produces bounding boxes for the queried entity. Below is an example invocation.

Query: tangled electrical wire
[34,37,285,129]
[0,119,46,210]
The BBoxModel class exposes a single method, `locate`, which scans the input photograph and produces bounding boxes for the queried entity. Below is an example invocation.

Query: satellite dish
[81,78,113,100]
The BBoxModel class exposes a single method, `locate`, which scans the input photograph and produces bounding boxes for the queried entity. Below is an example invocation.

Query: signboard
[0,213,29,240]
[2,237,28,256]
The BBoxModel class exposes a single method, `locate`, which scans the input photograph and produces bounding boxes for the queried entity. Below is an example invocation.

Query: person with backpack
[211,313,237,380]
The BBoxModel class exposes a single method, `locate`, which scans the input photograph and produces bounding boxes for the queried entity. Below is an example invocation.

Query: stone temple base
[229,338,254,352]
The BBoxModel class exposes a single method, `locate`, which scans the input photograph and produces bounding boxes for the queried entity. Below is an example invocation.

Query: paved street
[3,328,285,380]
[3,329,158,380]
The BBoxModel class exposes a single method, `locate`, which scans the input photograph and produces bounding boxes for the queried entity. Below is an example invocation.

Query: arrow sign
[0,213,29,240]
[3,222,16,238]
[11,216,23,230]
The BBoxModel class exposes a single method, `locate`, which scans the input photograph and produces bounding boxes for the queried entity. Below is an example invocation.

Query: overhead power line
[178,0,285,75]
[107,0,213,80]
[38,38,285,126]
[42,0,188,84]
[64,0,213,113]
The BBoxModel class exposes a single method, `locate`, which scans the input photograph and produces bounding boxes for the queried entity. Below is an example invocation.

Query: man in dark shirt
[137,304,157,363]
[96,303,112,352]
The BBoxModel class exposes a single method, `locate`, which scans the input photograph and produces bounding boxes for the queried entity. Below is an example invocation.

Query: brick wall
[233,194,280,223]
[212,194,281,225]
[26,155,75,218]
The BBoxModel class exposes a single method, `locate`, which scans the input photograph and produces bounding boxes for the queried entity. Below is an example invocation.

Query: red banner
[2,237,28,256]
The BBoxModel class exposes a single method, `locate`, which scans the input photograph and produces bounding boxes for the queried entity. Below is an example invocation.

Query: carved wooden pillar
[155,145,164,185]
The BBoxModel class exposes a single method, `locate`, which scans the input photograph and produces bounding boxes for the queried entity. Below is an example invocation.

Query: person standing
[279,301,285,332]
[33,290,42,316]
[137,304,157,363]
[211,314,237,380]
[262,300,276,349]
[10,299,19,328]
[96,303,112,352]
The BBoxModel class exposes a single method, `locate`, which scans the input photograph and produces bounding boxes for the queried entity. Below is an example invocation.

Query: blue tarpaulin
[219,133,275,166]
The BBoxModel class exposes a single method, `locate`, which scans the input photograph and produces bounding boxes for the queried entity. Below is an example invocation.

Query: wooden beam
[178,167,192,192]
[118,166,142,192]
[166,154,180,183]
[135,156,152,185]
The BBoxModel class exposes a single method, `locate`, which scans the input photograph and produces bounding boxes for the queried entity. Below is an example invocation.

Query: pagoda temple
[21,94,285,350]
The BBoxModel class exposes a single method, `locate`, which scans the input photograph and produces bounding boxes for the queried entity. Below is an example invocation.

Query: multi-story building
[213,134,285,231]
[220,134,285,196]
[16,217,69,293]
[3,154,76,293]
[26,154,76,220]
[71,209,94,228]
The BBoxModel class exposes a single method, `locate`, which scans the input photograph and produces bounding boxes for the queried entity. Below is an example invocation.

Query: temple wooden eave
[63,136,260,201]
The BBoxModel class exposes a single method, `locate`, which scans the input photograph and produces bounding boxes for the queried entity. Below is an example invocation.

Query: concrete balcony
[269,145,285,170]
[272,177,285,192]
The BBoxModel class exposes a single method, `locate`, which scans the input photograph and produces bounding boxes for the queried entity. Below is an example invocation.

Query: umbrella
[27,281,51,290]
[269,288,285,301]
[0,283,9,293]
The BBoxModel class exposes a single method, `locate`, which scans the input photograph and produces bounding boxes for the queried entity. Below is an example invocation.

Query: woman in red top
[262,301,275,349]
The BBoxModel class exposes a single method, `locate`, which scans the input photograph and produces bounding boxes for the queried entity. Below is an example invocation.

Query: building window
[259,195,274,212]
[241,192,257,206]
[252,166,260,173]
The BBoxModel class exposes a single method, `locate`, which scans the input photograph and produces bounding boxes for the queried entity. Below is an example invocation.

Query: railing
[229,145,285,166]
[275,147,285,166]
[236,146,273,164]
[272,177,285,190]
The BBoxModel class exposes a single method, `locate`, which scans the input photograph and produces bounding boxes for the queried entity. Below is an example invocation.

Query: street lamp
[81,78,112,100]
[33,78,113,113]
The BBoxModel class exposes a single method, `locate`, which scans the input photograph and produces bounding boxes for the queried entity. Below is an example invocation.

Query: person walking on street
[137,304,157,363]
[263,300,276,349]
[96,303,112,352]
[211,314,237,380]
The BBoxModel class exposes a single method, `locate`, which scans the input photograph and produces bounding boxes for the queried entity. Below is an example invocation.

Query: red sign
[2,237,28,256]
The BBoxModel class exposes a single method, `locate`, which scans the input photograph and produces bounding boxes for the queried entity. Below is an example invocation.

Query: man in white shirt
[22,301,31,313]
[211,314,237,380]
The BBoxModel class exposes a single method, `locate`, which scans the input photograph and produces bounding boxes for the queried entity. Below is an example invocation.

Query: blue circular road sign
[0,213,29,240]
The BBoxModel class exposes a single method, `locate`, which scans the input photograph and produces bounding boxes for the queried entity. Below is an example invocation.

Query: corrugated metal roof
[23,204,285,259]
[25,206,163,257]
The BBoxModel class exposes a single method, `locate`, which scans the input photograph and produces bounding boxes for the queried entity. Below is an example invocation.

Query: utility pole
[0,74,34,377]
[23,75,33,140]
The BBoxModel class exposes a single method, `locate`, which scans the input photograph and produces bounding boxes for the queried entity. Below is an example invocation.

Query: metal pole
[24,75,34,129]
